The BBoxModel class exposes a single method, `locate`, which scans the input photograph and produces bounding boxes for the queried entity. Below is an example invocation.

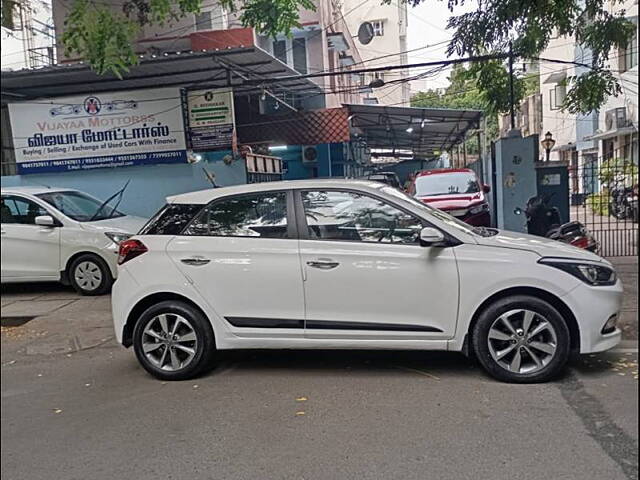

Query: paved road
[1,272,638,480]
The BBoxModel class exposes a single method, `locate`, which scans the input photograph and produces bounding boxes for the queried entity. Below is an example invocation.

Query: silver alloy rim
[142,314,198,371]
[487,309,558,375]
[74,261,103,291]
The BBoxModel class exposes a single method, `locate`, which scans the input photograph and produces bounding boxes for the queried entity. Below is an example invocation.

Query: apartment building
[342,0,410,106]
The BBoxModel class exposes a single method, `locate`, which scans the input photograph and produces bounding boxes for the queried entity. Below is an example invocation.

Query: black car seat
[0,200,16,224]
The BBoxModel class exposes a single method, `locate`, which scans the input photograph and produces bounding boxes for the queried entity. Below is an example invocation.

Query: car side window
[1,195,48,225]
[184,192,288,238]
[301,190,423,244]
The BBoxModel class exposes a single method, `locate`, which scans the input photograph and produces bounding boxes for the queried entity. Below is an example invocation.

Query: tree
[1,0,635,114]
[411,64,499,149]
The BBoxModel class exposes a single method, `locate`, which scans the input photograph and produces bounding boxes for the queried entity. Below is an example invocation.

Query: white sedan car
[112,180,623,383]
[1,186,146,295]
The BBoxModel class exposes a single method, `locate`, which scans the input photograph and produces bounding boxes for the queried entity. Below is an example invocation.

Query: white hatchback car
[112,180,623,383]
[1,186,146,295]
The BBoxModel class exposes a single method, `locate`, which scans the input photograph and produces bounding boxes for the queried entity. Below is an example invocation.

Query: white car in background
[1,186,146,295]
[111,179,622,383]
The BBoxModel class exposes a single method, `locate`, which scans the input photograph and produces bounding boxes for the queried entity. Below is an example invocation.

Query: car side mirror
[419,227,446,247]
[482,184,491,193]
[35,215,56,227]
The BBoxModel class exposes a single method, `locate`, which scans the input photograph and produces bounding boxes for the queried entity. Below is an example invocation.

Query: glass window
[1,195,48,225]
[273,40,287,64]
[184,192,288,238]
[141,204,203,235]
[195,10,211,31]
[622,18,638,72]
[414,172,480,197]
[37,190,124,222]
[302,190,422,244]
[292,37,307,74]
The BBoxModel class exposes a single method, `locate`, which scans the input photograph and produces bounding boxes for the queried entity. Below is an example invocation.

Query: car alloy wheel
[74,260,103,292]
[487,309,558,374]
[141,313,198,371]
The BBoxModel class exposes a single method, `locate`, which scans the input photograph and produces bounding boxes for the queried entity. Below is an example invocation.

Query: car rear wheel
[472,295,570,383]
[69,254,112,296]
[132,301,216,381]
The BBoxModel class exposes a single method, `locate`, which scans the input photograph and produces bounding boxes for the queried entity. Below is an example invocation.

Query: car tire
[68,254,113,296]
[132,301,216,381]
[472,295,570,383]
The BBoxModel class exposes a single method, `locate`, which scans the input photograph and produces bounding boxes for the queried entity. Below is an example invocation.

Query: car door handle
[180,256,210,266]
[306,260,340,270]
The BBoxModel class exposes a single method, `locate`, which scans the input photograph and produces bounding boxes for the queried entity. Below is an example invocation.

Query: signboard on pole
[8,87,187,174]
[185,89,235,152]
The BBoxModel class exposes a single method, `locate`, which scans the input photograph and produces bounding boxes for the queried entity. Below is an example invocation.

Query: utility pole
[509,42,515,130]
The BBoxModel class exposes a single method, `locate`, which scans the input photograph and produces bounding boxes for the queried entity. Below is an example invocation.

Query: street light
[541,131,556,162]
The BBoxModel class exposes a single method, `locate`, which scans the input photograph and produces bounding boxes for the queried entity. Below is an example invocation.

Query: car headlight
[469,203,489,215]
[105,232,132,245]
[538,258,617,286]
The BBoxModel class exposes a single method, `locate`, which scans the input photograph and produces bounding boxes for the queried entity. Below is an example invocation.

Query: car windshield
[37,190,125,222]
[415,171,480,196]
[380,186,479,237]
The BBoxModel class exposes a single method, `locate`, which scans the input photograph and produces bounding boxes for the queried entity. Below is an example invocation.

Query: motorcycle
[515,194,599,252]
[609,181,637,221]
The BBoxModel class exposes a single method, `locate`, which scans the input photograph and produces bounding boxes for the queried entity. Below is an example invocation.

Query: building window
[620,17,638,72]
[272,40,287,64]
[549,84,566,110]
[194,4,226,31]
[371,20,384,36]
[292,37,307,74]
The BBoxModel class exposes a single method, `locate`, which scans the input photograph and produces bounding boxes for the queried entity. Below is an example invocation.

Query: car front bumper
[562,279,624,353]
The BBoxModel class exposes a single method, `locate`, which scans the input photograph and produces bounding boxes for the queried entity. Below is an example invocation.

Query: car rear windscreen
[140,204,203,235]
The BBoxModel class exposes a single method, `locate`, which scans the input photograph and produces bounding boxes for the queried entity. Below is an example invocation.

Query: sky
[1,0,470,93]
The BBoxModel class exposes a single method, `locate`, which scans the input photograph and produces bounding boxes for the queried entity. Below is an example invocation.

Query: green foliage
[410,64,499,150]
[586,192,609,216]
[598,157,639,187]
[443,0,635,115]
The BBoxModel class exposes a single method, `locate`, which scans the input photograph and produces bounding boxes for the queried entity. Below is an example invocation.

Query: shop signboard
[185,89,235,152]
[8,87,187,174]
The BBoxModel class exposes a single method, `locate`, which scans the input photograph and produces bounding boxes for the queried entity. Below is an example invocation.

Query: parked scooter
[609,181,637,221]
[515,194,599,252]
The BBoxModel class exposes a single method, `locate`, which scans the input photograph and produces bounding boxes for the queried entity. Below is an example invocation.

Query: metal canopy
[1,47,322,101]
[344,104,483,157]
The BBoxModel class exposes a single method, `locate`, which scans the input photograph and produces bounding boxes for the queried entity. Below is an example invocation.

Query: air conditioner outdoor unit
[605,107,628,130]
[302,145,318,164]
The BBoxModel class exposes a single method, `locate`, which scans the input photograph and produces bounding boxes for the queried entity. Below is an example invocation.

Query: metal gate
[569,143,638,257]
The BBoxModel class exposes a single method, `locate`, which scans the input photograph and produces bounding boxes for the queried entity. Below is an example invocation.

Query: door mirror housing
[419,227,446,247]
[482,184,491,193]
[35,215,57,227]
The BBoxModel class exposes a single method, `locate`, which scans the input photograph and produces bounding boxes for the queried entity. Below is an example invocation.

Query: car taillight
[117,239,148,265]
[570,237,590,249]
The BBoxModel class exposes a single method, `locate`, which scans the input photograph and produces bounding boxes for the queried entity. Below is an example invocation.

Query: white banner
[8,87,187,174]
[186,89,235,152]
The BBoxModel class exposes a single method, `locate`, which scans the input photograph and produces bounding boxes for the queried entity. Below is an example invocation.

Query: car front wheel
[69,254,112,296]
[132,301,216,381]
[472,295,571,383]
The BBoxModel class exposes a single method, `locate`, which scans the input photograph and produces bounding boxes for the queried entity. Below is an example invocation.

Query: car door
[297,189,459,339]
[0,195,61,280]
[166,190,306,337]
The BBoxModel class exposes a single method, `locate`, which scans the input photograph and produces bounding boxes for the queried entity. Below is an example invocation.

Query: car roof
[167,179,386,204]
[416,168,475,177]
[1,185,74,196]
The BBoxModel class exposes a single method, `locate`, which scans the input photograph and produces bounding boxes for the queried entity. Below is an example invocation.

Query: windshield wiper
[89,180,130,221]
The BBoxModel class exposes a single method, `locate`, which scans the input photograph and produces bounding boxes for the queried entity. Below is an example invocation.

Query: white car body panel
[1,186,147,284]
[111,179,623,358]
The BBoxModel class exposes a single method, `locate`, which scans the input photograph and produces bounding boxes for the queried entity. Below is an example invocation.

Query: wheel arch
[464,286,580,355]
[61,251,114,285]
[122,292,210,348]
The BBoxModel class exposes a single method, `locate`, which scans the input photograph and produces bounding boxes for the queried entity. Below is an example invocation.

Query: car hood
[417,192,485,210]
[79,215,147,234]
[476,229,606,263]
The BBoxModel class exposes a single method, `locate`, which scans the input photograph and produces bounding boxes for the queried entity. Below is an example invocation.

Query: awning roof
[1,47,322,101]
[344,104,483,156]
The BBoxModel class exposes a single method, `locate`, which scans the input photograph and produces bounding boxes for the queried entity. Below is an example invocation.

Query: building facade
[342,0,410,106]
